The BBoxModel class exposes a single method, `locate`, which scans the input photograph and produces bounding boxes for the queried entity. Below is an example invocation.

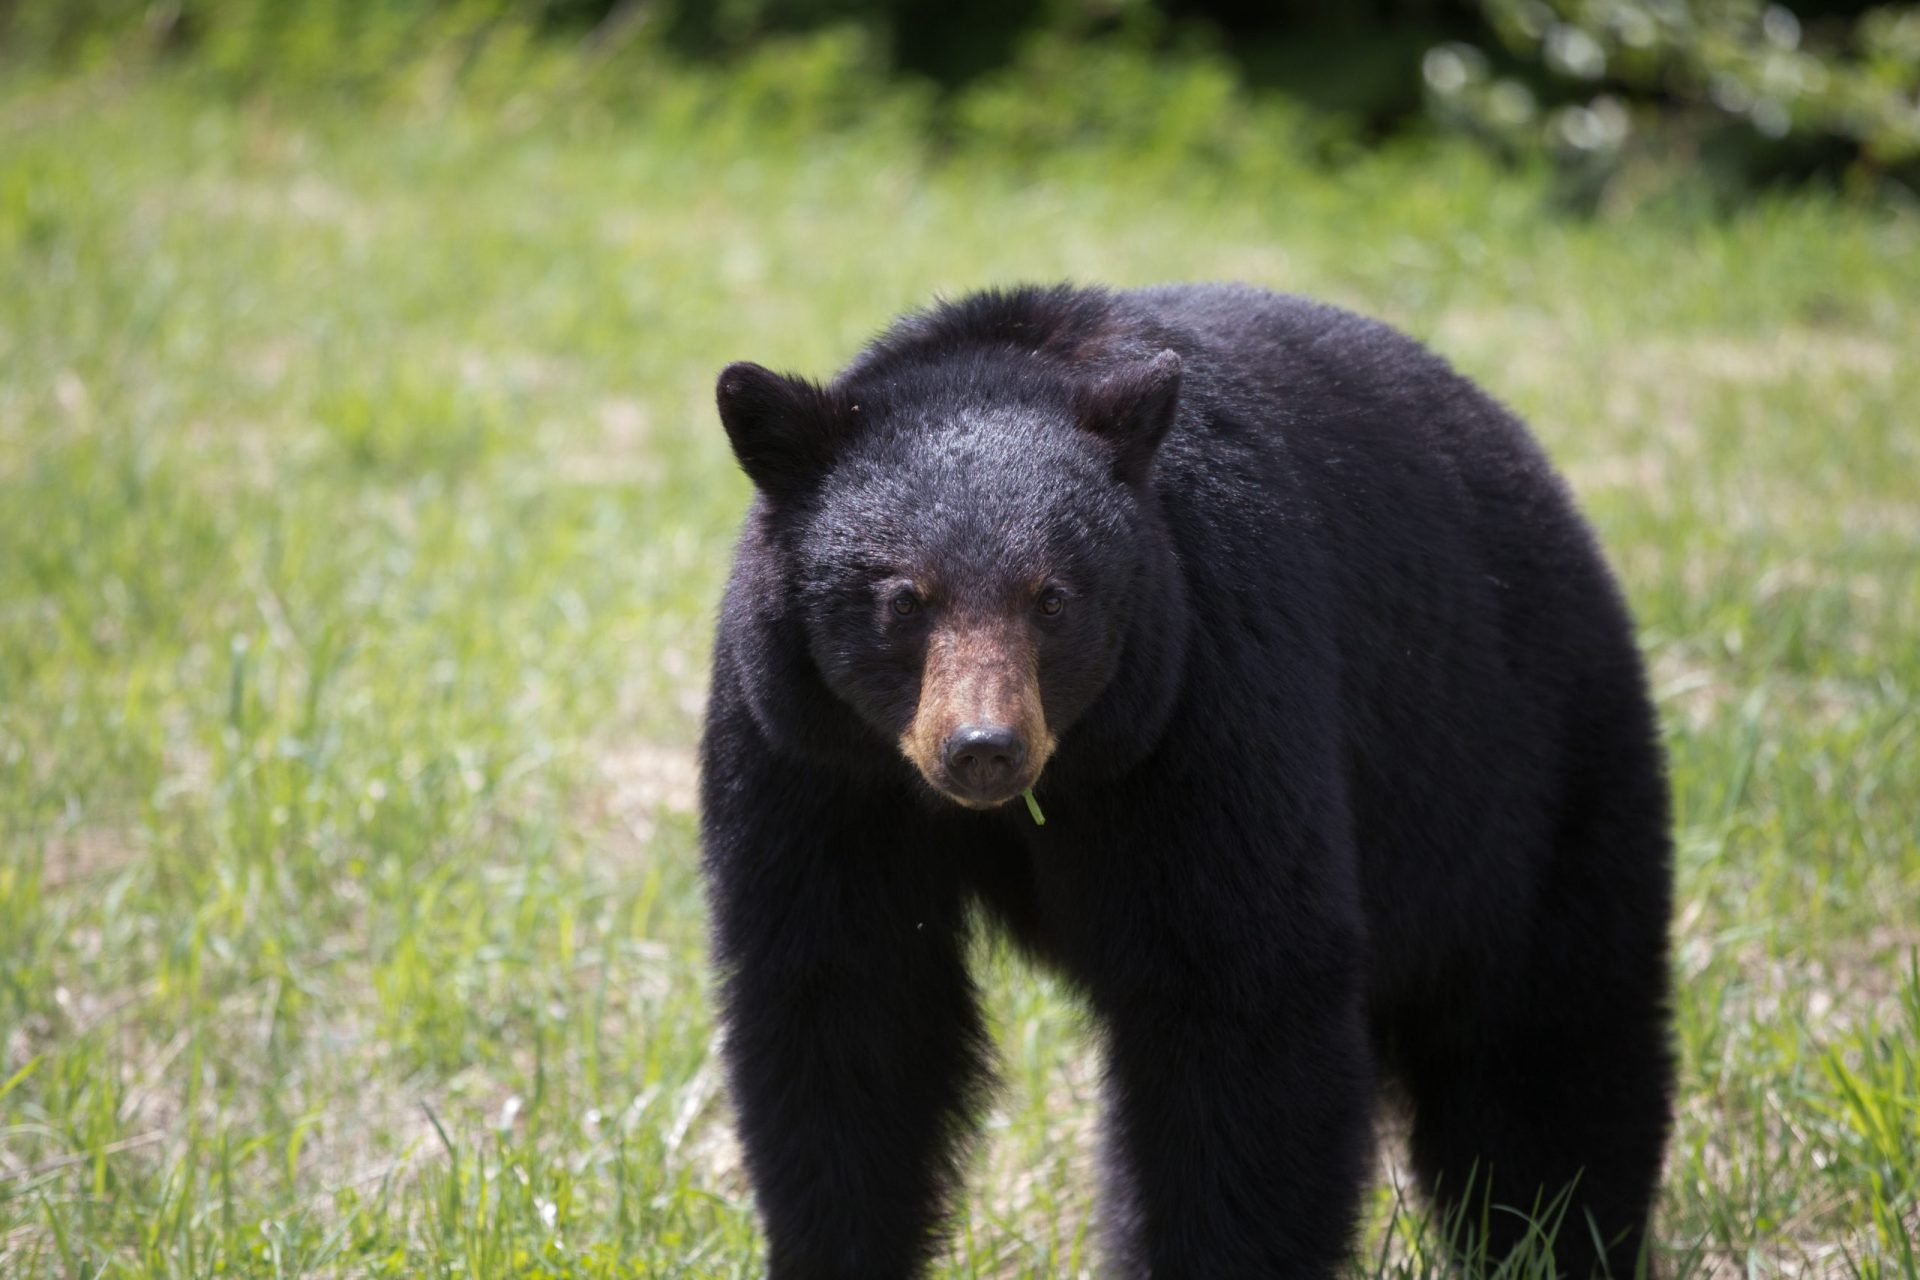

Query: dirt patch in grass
[590,740,698,852]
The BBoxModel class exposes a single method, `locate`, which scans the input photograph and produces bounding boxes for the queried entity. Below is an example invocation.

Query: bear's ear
[1073,349,1182,485]
[715,361,849,497]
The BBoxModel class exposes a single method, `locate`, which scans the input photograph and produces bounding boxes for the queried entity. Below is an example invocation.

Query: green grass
[2,65,1917,1279]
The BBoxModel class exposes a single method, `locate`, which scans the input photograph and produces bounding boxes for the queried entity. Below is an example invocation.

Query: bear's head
[715,347,1182,809]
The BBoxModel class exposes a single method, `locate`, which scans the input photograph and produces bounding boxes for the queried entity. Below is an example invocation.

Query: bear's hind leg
[1402,767,1675,1278]
[1401,997,1671,1276]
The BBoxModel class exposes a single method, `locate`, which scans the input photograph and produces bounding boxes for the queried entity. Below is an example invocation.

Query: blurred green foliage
[2,0,1915,194]
[1429,1,1920,192]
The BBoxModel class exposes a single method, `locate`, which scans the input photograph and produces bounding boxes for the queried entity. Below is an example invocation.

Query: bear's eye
[1037,588,1066,618]
[889,588,921,618]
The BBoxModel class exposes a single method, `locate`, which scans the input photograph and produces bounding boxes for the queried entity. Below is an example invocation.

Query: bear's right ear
[715,361,848,497]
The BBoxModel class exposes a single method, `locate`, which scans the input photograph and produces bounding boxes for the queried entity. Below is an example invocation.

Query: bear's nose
[942,725,1028,799]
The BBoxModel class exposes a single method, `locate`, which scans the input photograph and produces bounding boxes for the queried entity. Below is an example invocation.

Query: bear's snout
[900,616,1054,807]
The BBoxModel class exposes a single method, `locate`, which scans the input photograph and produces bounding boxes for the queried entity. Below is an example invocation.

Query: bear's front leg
[702,700,991,1280]
[1065,772,1377,1277]
[1098,977,1376,1277]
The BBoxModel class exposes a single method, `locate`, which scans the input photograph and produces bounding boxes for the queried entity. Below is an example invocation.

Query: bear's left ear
[715,361,850,498]
[1073,349,1182,485]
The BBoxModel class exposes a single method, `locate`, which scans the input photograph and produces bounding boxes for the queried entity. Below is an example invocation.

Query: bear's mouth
[919,756,1050,811]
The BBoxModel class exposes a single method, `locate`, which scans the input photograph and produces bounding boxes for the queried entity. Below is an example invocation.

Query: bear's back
[1120,281,1629,705]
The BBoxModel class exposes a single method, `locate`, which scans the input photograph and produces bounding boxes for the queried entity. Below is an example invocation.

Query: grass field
[2,64,1917,1279]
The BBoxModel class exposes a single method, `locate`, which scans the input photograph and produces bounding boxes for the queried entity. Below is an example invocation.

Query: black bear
[700,283,1674,1279]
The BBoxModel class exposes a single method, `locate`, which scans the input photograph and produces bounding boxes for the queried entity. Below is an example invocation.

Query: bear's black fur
[700,283,1674,1279]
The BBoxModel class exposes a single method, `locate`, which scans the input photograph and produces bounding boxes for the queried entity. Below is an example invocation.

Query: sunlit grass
[1,68,1916,1278]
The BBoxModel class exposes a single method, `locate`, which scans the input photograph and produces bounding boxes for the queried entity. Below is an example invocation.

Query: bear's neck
[1050,525,1190,787]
